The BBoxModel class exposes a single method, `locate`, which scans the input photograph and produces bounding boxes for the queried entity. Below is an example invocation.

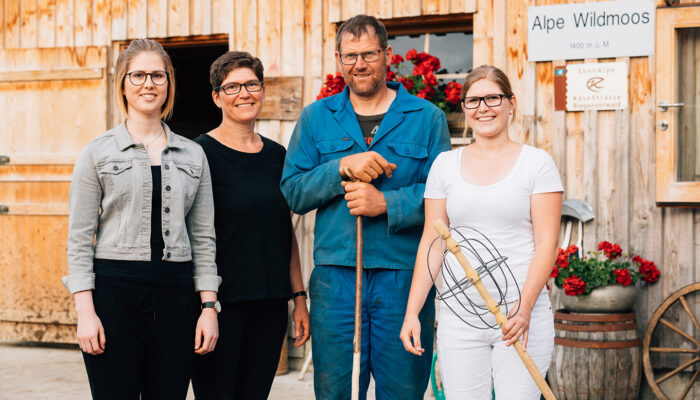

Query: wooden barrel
[548,310,641,400]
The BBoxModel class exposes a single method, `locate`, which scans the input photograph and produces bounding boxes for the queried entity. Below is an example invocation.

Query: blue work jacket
[281,82,451,269]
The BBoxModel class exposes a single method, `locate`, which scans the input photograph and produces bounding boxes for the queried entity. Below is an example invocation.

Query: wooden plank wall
[0,0,493,360]
[3,0,700,376]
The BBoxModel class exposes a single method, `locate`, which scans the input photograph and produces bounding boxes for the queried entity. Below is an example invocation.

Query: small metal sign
[553,62,629,111]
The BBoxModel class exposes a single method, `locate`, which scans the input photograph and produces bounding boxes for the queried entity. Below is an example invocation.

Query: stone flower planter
[561,284,636,313]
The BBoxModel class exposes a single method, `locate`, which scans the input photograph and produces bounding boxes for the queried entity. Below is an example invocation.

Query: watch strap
[291,291,307,300]
[201,301,219,312]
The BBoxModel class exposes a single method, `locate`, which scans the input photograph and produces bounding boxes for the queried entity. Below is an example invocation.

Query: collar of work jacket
[324,81,426,150]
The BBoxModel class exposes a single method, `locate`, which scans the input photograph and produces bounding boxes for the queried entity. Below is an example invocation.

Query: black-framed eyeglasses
[462,94,510,109]
[338,49,383,65]
[215,80,264,95]
[125,70,168,86]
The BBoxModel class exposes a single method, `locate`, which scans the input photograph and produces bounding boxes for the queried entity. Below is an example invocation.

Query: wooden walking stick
[432,219,557,400]
[352,209,362,400]
[344,167,363,400]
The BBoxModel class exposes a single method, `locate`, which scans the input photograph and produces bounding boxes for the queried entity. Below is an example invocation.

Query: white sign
[565,62,628,111]
[528,0,654,62]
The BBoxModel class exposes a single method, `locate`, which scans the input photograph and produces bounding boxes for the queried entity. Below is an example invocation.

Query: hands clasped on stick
[340,151,396,217]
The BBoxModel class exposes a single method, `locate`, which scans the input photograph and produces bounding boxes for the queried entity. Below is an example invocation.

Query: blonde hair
[113,39,176,120]
[461,65,516,135]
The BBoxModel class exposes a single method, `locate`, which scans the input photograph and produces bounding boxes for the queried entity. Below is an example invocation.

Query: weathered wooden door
[0,46,109,342]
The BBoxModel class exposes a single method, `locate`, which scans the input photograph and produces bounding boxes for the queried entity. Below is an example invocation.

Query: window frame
[381,14,473,144]
[656,6,700,205]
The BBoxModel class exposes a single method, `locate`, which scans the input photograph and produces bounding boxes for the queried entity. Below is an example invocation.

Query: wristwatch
[291,291,308,300]
[201,301,222,314]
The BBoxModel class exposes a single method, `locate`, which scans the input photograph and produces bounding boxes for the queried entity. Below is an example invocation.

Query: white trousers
[436,294,554,400]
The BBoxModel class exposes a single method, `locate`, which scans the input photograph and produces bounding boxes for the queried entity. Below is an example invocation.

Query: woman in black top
[191,51,310,399]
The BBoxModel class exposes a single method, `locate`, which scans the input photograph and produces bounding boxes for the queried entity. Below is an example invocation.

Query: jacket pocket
[174,162,201,202]
[317,139,354,163]
[97,160,133,196]
[384,142,428,187]
[386,142,428,159]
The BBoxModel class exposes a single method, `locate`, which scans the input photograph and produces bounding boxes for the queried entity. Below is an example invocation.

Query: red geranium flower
[563,275,587,296]
[422,71,438,86]
[316,72,346,99]
[397,76,414,91]
[550,265,559,279]
[635,257,660,283]
[445,82,462,104]
[598,241,622,259]
[565,244,579,256]
[614,268,632,286]
[406,49,418,61]
[391,54,404,65]
[386,67,397,82]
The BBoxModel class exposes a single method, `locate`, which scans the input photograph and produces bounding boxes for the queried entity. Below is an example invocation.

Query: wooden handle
[344,165,363,400]
[432,220,557,400]
[351,176,363,400]
[354,216,363,354]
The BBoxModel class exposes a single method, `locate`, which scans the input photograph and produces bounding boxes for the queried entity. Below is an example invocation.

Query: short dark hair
[336,15,388,53]
[209,51,264,91]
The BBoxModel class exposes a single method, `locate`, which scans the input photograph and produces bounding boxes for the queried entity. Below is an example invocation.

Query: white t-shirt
[425,145,563,313]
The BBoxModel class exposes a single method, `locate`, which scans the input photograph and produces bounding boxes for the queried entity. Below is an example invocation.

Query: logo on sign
[586,77,604,92]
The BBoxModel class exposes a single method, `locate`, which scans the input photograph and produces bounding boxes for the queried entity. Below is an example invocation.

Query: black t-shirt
[195,134,293,302]
[356,113,385,147]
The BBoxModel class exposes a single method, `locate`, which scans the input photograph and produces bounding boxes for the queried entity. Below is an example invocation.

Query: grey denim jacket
[62,122,221,294]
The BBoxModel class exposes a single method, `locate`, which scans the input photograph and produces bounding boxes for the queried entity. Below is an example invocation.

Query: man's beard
[344,62,386,98]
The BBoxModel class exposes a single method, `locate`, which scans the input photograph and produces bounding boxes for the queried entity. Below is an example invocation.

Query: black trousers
[191,299,288,400]
[82,275,198,400]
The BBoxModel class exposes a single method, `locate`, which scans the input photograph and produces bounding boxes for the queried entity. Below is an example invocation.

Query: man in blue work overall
[281,14,451,400]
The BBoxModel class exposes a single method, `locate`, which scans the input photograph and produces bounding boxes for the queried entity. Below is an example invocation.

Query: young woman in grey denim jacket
[62,39,221,399]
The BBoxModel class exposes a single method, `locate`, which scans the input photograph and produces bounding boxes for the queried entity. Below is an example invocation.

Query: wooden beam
[382,13,473,35]
[258,76,303,120]
[0,68,103,82]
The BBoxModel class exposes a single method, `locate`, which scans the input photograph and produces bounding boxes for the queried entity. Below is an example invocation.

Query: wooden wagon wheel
[643,283,700,399]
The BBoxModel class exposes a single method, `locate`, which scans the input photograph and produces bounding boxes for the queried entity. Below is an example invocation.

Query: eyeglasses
[125,70,168,86]
[338,49,383,65]
[462,94,510,109]
[214,80,264,95]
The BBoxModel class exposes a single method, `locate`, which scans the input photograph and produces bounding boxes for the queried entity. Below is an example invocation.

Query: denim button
[164,207,170,213]
[164,149,169,154]
[113,165,118,171]
[165,230,170,236]
[166,252,171,258]
[164,164,170,170]
[165,185,171,191]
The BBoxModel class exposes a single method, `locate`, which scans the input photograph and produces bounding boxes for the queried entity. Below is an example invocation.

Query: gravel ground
[0,343,433,400]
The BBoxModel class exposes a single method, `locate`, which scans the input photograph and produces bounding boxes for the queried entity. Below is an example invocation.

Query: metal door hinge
[0,205,8,214]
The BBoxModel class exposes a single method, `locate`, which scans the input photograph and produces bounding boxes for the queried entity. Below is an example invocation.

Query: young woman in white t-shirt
[399,65,563,399]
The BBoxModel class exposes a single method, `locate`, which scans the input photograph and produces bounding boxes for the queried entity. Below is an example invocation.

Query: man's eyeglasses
[462,94,510,109]
[125,70,168,86]
[338,49,383,65]
[214,80,264,95]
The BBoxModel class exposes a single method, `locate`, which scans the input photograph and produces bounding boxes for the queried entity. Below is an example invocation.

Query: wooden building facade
[2,0,700,394]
